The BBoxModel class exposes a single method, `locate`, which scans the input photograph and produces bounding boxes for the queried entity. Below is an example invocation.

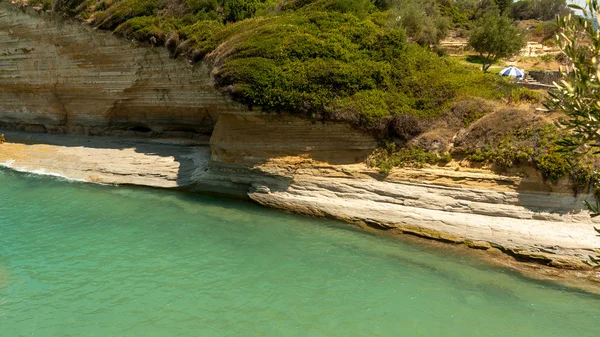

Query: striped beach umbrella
[499,66,525,78]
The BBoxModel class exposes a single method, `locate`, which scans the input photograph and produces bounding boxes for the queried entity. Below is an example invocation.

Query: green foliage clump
[223,0,276,22]
[29,0,53,10]
[391,0,451,46]
[508,0,570,21]
[452,98,495,127]
[546,0,600,218]
[468,11,527,71]
[114,16,177,42]
[508,87,544,103]
[94,0,160,29]
[539,54,553,63]
[52,0,87,13]
[531,20,559,40]
[367,142,449,174]
[48,0,514,137]
[185,0,218,13]
[209,9,509,132]
[464,123,579,184]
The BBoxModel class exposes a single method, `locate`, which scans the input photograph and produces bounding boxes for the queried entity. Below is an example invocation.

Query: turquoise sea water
[0,169,598,337]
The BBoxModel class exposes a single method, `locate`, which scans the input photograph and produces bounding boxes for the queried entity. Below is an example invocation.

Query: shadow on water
[1,131,210,187]
[3,164,600,299]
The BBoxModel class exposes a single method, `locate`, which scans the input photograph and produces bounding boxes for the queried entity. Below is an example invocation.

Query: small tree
[468,12,527,71]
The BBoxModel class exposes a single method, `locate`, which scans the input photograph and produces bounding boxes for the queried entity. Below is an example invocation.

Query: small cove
[0,169,598,336]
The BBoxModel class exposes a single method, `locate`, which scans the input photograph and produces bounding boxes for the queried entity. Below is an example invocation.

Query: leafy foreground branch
[546,0,600,265]
[546,0,600,216]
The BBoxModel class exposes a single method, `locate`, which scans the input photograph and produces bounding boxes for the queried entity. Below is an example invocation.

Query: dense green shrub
[508,0,570,21]
[29,0,52,10]
[223,0,277,22]
[367,142,448,174]
[209,11,510,134]
[94,0,160,29]
[51,0,513,137]
[185,0,218,13]
[468,11,527,71]
[508,87,544,103]
[461,123,585,184]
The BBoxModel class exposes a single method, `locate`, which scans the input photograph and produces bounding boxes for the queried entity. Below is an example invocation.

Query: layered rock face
[1,5,598,270]
[249,168,600,268]
[0,3,237,137]
[200,110,600,268]
[210,111,379,165]
[191,111,379,196]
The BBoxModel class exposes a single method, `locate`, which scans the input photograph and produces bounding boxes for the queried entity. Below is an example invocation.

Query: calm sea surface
[0,169,598,336]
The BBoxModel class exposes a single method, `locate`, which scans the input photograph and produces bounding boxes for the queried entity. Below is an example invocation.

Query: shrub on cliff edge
[49,0,513,136]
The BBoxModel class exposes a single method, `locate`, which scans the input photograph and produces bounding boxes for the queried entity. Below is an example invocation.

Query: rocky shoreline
[2,2,600,288]
[2,131,599,276]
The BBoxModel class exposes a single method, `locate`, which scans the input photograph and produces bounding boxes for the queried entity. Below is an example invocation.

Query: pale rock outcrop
[0,132,211,187]
[249,170,600,268]
[0,3,239,137]
[201,110,600,268]
[1,5,599,270]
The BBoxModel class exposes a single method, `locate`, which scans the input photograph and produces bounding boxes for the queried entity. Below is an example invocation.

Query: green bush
[94,0,160,29]
[463,123,585,185]
[539,54,553,63]
[367,142,448,174]
[52,0,513,137]
[224,0,277,22]
[185,0,218,13]
[29,0,52,10]
[508,87,544,103]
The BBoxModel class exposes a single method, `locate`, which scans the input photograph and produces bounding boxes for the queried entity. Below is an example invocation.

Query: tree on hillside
[390,0,451,46]
[545,0,600,216]
[468,12,527,71]
[536,0,570,20]
[494,0,512,14]
[508,0,570,20]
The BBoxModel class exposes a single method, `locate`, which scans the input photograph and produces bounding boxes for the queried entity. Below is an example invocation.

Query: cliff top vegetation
[14,0,590,191]
[23,0,542,137]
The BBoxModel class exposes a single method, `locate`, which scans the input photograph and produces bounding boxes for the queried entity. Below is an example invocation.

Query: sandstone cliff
[198,111,600,269]
[0,3,238,137]
[1,6,599,271]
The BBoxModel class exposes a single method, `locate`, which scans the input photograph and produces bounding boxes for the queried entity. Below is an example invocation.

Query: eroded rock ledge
[2,111,599,270]
[1,4,599,272]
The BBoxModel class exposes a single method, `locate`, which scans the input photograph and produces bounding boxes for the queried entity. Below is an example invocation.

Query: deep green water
[0,169,598,337]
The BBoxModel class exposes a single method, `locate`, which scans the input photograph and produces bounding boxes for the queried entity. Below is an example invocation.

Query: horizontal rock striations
[0,3,238,137]
[201,110,600,268]
[1,6,599,270]
[210,111,379,165]
[249,171,600,268]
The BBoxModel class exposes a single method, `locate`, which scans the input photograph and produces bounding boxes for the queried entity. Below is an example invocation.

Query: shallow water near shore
[0,169,598,336]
